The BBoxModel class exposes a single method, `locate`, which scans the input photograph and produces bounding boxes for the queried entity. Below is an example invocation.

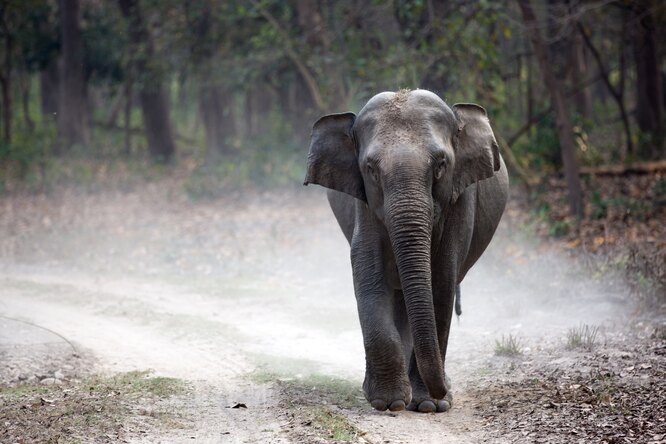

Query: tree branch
[249,0,326,112]
[577,21,633,155]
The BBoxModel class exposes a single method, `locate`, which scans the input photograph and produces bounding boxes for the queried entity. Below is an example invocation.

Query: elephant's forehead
[357,89,454,128]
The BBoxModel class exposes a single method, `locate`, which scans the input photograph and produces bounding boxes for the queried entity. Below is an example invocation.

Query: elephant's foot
[406,374,452,413]
[363,372,411,412]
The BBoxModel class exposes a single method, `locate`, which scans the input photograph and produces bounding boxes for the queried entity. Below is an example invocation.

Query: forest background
[0,0,664,291]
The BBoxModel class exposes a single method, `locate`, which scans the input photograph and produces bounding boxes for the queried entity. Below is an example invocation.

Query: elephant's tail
[455,285,462,317]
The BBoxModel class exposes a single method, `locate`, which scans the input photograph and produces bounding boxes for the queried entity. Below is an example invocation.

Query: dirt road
[2,185,658,443]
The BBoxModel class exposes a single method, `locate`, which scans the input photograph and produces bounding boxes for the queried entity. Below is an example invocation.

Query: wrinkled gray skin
[304,89,508,413]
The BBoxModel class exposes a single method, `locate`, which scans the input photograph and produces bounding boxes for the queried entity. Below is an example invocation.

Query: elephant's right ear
[304,112,366,202]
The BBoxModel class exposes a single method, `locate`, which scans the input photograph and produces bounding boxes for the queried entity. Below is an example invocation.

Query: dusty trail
[0,187,629,443]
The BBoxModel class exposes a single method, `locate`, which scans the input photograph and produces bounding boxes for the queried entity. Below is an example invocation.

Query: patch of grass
[494,334,523,356]
[0,370,189,443]
[310,406,360,442]
[248,367,365,442]
[0,383,50,397]
[296,373,366,408]
[105,370,187,397]
[249,369,365,408]
[566,324,600,351]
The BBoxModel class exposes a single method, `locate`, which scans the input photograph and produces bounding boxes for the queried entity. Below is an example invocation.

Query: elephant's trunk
[386,188,446,400]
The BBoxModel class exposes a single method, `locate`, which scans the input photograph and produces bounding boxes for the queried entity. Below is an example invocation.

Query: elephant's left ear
[304,112,366,202]
[451,103,501,203]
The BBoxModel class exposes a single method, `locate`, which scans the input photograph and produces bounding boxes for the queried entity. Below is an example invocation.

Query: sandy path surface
[0,186,630,443]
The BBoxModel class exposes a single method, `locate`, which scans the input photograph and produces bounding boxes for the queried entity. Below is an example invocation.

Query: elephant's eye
[434,158,447,180]
[366,162,379,182]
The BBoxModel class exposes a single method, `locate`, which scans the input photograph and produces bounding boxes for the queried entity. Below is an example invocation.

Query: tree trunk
[295,0,346,108]
[118,0,176,162]
[244,82,272,139]
[124,65,132,156]
[40,58,59,117]
[0,24,12,145]
[519,0,584,220]
[20,73,34,132]
[139,90,175,161]
[631,0,664,158]
[569,18,592,120]
[296,0,328,48]
[199,81,235,159]
[57,0,88,152]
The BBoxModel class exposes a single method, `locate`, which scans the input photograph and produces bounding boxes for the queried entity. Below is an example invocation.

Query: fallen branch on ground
[579,160,666,176]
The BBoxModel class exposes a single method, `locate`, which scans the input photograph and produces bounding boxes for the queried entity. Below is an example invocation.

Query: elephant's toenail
[437,400,451,412]
[418,400,437,413]
[371,399,387,411]
[389,400,405,411]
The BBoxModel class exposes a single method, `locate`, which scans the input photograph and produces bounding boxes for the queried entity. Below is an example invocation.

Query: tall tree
[578,17,633,160]
[519,0,584,219]
[295,0,345,108]
[0,4,12,145]
[57,0,88,151]
[631,0,664,158]
[40,58,58,117]
[187,0,236,159]
[118,0,175,162]
[568,3,592,121]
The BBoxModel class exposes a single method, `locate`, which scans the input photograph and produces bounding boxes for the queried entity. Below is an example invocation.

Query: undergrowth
[494,334,523,356]
[566,324,600,351]
[0,370,188,443]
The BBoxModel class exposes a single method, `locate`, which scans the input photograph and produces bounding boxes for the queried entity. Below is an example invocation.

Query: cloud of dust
[0,186,629,385]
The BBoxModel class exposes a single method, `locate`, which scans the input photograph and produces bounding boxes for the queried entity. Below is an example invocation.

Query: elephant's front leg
[351,234,411,412]
[406,276,456,413]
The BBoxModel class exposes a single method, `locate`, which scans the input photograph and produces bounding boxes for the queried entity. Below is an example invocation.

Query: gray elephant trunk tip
[455,284,462,317]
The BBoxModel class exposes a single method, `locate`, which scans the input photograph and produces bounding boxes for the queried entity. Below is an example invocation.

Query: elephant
[304,89,508,413]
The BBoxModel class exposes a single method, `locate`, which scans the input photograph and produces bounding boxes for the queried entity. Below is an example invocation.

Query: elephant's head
[304,89,500,399]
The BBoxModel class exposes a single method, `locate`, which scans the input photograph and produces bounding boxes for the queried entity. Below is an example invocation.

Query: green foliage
[0,124,54,179]
[515,114,561,171]
[529,199,572,237]
[184,110,305,199]
[590,191,608,220]
[5,0,58,73]
[82,3,127,85]
[652,178,666,207]
[1,0,662,195]
[548,218,572,237]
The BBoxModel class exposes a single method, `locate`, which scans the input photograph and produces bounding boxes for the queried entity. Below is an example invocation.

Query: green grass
[248,367,365,442]
[494,334,523,357]
[104,370,187,397]
[310,406,360,442]
[249,369,365,409]
[566,324,600,351]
